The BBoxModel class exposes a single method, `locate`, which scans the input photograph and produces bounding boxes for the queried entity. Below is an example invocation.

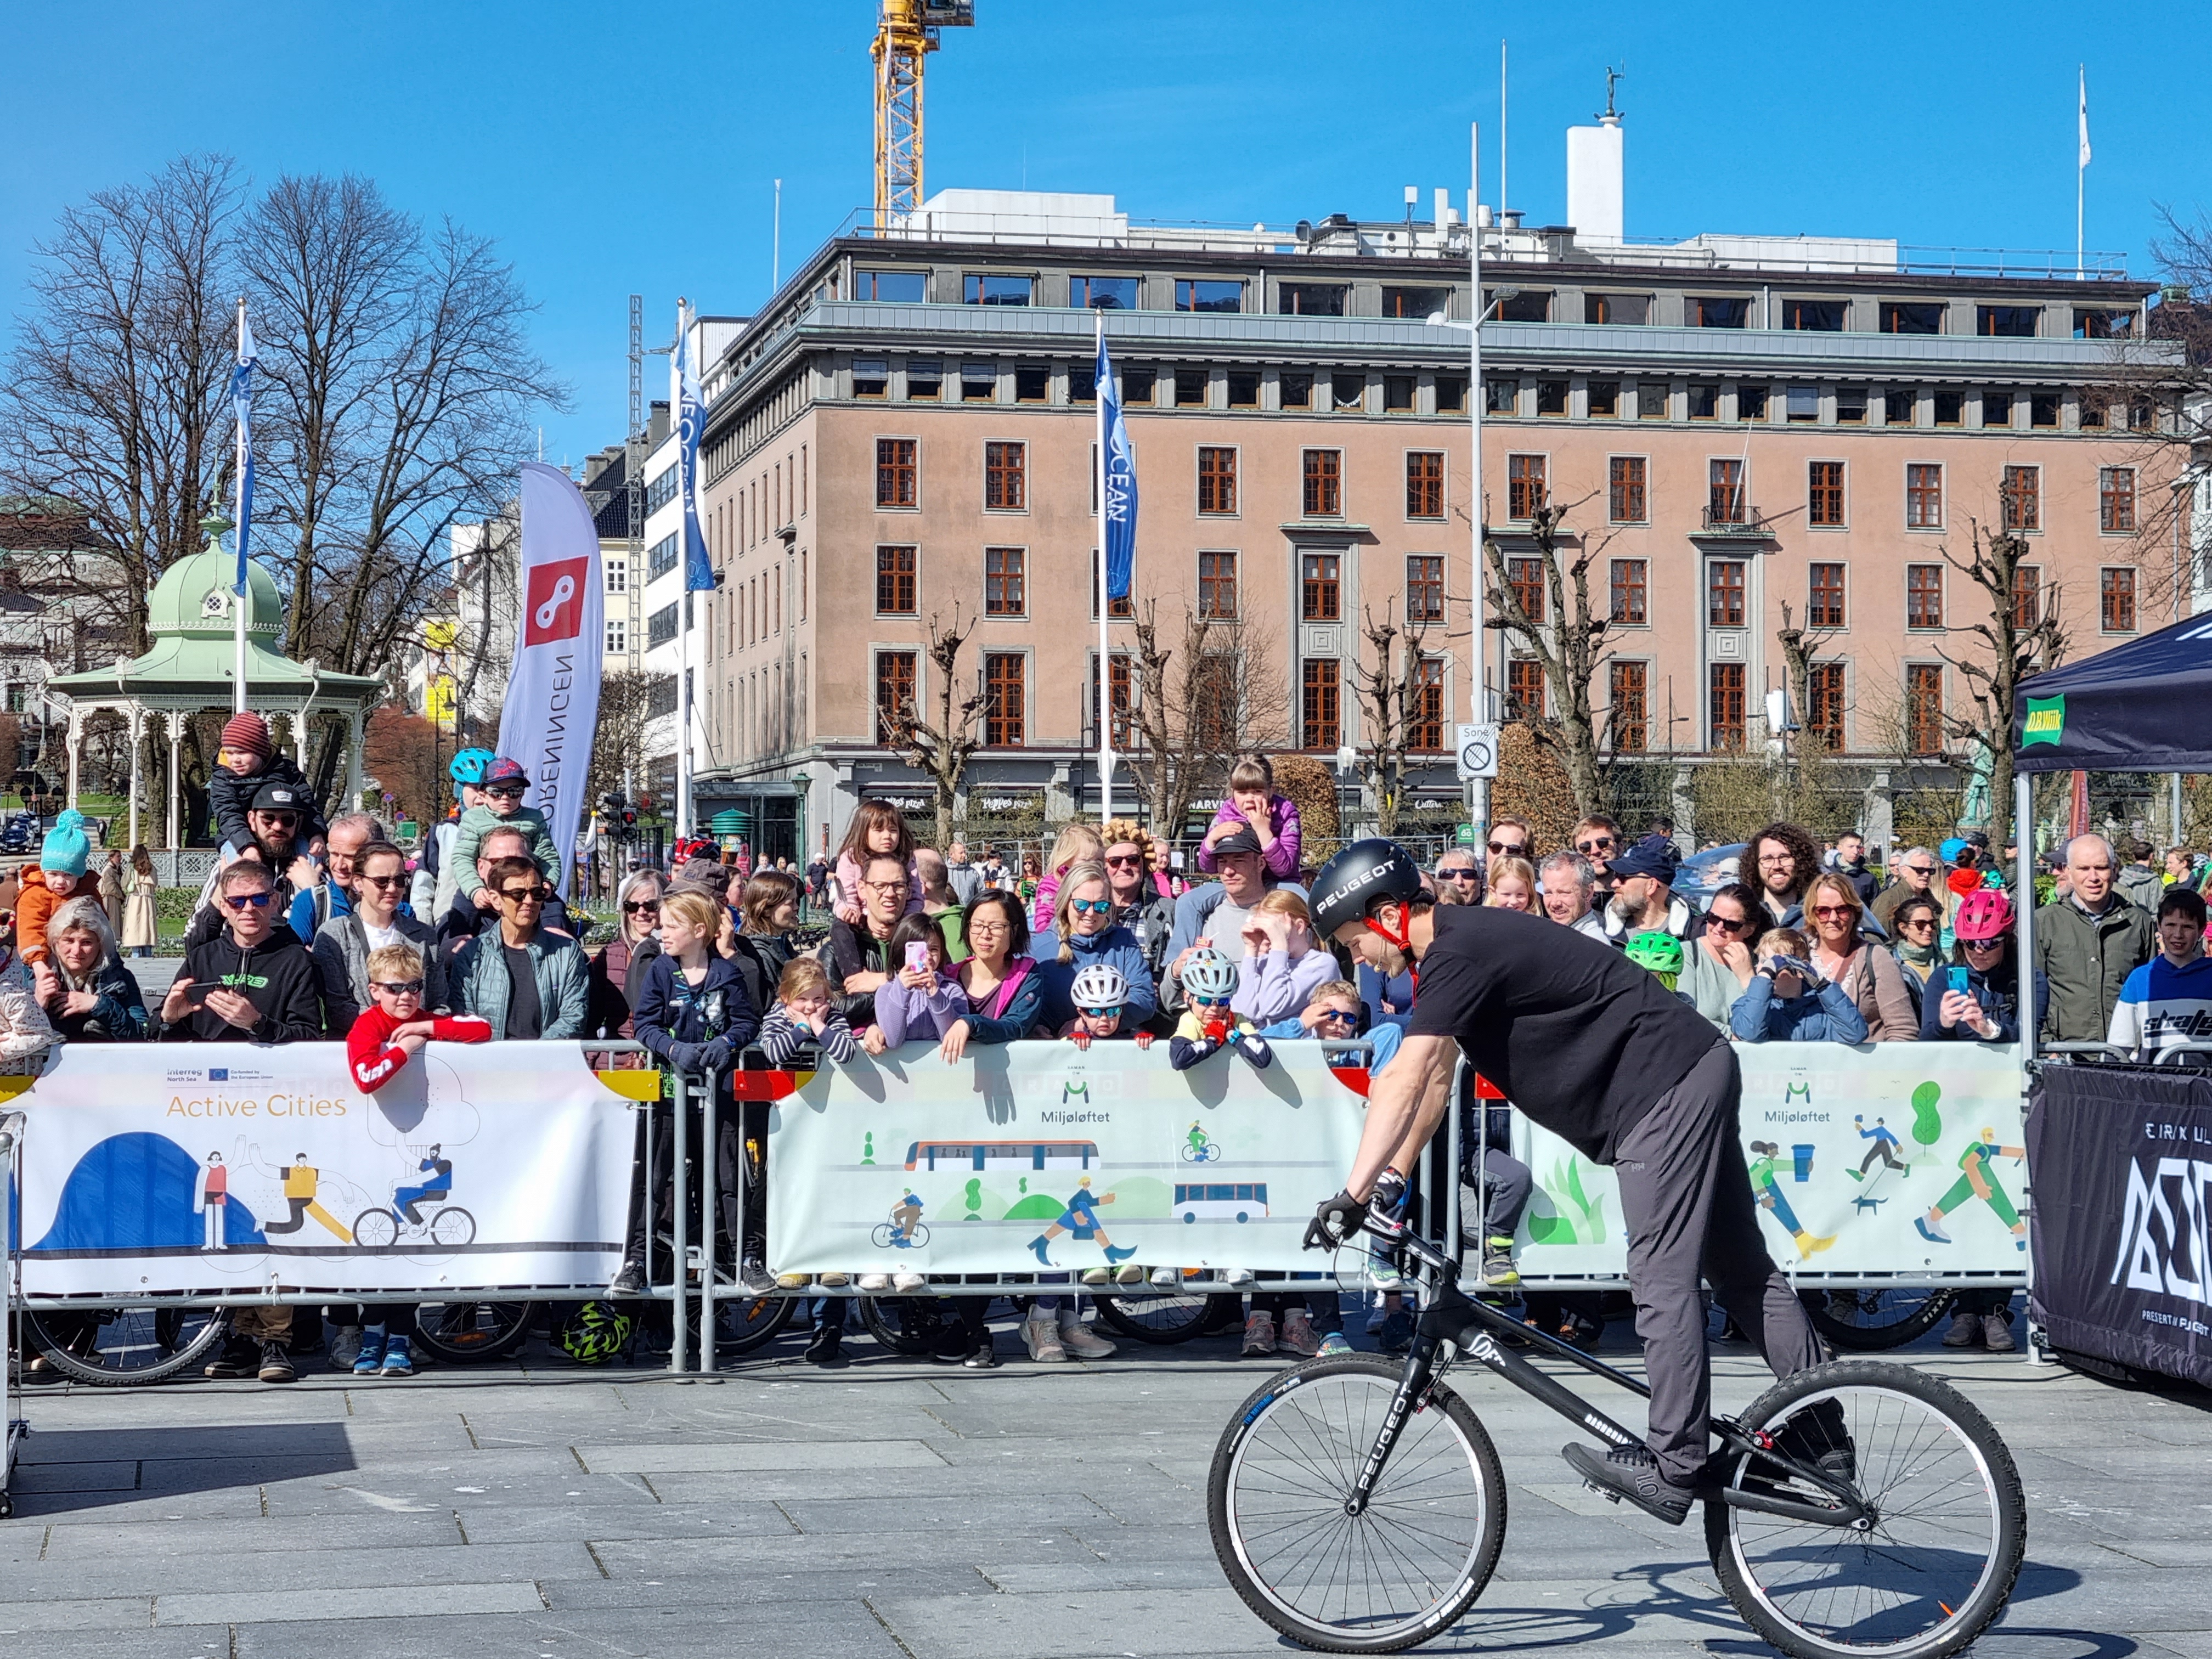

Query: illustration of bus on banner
[905,1139,1102,1173]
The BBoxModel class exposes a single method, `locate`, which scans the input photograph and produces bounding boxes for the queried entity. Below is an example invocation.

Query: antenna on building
[1600,64,1623,122]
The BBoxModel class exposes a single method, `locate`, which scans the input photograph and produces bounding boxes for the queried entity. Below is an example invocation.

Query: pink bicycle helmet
[1953,888,2015,943]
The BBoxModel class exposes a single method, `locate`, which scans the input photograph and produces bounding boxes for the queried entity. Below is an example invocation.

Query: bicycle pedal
[1582,1480,1622,1504]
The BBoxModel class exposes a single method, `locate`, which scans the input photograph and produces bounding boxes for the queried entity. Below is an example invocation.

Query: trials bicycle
[1207,1217,2025,1658]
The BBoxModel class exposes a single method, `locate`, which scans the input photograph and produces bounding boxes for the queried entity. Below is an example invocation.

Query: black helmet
[1310,838,1426,940]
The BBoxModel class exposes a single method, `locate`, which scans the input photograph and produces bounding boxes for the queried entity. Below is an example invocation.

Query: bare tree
[1348,606,1435,836]
[1125,600,1289,840]
[0,155,243,654]
[585,668,670,812]
[1482,498,1616,817]
[892,608,987,849]
[1775,601,1839,753]
[1935,521,2069,851]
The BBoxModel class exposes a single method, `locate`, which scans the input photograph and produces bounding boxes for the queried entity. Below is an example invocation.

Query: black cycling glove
[1304,1189,1366,1251]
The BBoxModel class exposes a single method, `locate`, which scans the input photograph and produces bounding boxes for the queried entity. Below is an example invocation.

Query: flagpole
[1096,311,1113,831]
[2076,65,2087,280]
[675,298,695,845]
[233,297,251,715]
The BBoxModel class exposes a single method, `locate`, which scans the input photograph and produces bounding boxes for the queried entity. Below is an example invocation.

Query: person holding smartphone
[1922,889,2039,1043]
[861,913,968,1051]
[160,860,326,1043]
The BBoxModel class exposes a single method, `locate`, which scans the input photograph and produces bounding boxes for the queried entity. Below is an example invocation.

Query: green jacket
[452,928,590,1040]
[2033,895,2155,1043]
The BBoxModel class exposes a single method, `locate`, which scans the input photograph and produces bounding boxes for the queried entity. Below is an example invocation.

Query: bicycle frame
[1345,1220,1871,1531]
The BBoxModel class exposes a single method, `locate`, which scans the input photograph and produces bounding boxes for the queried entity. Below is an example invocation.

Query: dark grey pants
[1460,1149,1534,1244]
[1612,1040,1825,1486]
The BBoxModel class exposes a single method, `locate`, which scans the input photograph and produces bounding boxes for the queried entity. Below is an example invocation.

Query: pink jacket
[833,850,924,925]
[1198,794,1302,880]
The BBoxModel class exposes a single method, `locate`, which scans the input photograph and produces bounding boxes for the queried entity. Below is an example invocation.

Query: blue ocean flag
[1097,332,1137,599]
[230,307,257,595]
[675,303,713,592]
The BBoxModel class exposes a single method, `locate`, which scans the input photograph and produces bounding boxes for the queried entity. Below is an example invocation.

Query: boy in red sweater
[345,944,489,1378]
[348,943,490,1094]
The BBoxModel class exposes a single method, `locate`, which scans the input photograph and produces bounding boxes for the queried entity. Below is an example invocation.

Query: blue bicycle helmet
[450,748,495,794]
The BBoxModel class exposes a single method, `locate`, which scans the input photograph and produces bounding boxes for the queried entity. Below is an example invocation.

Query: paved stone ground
[4,1306,2208,1659]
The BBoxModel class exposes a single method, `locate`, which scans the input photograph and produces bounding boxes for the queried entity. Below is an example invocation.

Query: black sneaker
[803,1326,847,1368]
[1768,1398,1855,1485]
[257,1340,297,1384]
[610,1259,647,1297]
[1562,1442,1695,1526]
[739,1259,777,1296]
[961,1341,1000,1369]
[204,1336,259,1380]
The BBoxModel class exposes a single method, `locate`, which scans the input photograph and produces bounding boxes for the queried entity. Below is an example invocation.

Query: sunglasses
[1437,866,1480,882]
[1189,993,1233,1008]
[1486,840,1525,855]
[1898,914,1938,929]
[1707,914,1752,933]
[1069,898,1114,915]
[372,979,426,996]
[256,812,300,829]
[1103,853,1143,868]
[623,899,662,913]
[222,891,274,910]
[360,872,407,889]
[484,783,527,799]
[1963,935,2004,949]
[1811,905,1857,920]
[1576,838,1616,854]
[1905,865,1939,878]
[1312,1007,1358,1023]
[1076,1006,1122,1019]
[499,885,549,903]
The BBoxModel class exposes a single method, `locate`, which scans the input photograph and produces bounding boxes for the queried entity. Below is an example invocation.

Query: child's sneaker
[1278,1311,1321,1357]
[379,1334,414,1377]
[856,1272,891,1292]
[1224,1267,1256,1287]
[1367,1246,1406,1290]
[1317,1331,1354,1357]
[1149,1266,1183,1288]
[891,1269,928,1293]
[775,1272,811,1290]
[1241,1312,1277,1357]
[1481,1237,1520,1288]
[1111,1262,1146,1285]
[352,1332,387,1376]
[1021,1314,1066,1363]
[1079,1266,1112,1287]
[819,1271,851,1289]
[330,1325,364,1368]
[1057,1317,1116,1359]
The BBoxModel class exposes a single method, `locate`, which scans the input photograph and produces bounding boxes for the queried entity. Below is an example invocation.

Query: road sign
[1455,723,1499,781]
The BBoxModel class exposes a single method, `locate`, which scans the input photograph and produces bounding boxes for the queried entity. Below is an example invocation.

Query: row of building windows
[853,358,1470,416]
[847,266,2137,342]
[1504,659,1956,758]
[1488,377,2154,432]
[1510,453,2141,537]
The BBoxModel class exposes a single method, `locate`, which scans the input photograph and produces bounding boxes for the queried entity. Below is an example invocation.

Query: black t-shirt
[1406,906,1720,1164]
[503,945,544,1041]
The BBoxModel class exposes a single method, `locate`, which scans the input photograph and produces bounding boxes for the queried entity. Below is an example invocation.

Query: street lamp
[791,770,811,872]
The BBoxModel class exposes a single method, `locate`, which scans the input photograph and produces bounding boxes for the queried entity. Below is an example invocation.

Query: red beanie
[221,712,273,764]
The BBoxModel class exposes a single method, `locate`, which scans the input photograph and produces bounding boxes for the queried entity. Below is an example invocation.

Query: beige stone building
[676,177,2172,861]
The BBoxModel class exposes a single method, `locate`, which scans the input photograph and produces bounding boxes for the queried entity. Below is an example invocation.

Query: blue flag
[675,305,713,593]
[1097,332,1137,600]
[230,309,257,596]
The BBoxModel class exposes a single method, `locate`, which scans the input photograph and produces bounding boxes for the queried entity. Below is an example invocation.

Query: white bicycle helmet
[1180,947,1238,1001]
[1069,962,1130,1009]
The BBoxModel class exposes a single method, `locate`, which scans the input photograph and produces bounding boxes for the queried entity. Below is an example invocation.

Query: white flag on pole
[2078,66,2091,168]
[497,461,605,899]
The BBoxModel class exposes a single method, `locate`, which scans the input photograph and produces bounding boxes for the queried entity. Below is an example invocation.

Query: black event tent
[2011,610,2212,772]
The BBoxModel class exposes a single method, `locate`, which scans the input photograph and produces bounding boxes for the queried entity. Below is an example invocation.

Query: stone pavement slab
[4,1307,2209,1658]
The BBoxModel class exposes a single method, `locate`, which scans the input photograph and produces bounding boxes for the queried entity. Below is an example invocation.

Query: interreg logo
[2111,1154,2212,1304]
[2021,695,2067,748]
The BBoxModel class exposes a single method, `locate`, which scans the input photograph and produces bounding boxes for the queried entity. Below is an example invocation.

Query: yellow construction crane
[873,0,974,224]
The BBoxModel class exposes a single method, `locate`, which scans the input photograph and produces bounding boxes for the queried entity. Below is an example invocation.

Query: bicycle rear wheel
[1705,1358,2024,1659]
[1094,1288,1222,1345]
[410,1301,539,1364]
[1798,1288,1954,1352]
[856,1295,953,1356]
[25,1304,227,1386]
[1209,1353,1505,1654]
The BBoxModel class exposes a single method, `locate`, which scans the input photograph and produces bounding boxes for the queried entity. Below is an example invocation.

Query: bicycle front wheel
[1209,1354,1505,1654]
[1706,1358,2025,1659]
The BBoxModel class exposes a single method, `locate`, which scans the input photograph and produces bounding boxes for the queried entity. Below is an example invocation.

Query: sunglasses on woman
[1810,904,1857,921]
[1069,898,1114,915]
[623,899,662,913]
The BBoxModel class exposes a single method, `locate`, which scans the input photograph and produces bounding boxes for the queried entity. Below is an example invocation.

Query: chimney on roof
[1566,70,1625,244]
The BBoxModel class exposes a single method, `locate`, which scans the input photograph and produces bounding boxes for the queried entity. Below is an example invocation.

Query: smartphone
[173,982,218,1007]
[904,941,931,974]
[1948,966,1971,993]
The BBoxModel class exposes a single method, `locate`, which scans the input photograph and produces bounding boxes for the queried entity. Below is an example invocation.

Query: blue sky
[5,2,2206,470]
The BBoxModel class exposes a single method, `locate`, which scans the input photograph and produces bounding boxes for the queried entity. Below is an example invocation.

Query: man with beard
[183,781,320,951]
[1602,837,1695,944]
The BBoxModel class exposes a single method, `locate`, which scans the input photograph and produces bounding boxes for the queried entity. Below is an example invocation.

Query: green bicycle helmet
[1623,930,1684,977]
[557,1301,633,1365]
[1180,946,1238,1001]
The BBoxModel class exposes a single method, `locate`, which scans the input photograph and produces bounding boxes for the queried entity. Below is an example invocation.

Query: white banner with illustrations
[12,1043,635,1297]
[1513,1042,2029,1285]
[767,1042,1371,1278]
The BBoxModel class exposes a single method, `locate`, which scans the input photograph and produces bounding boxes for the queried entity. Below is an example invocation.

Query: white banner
[497,461,604,899]
[768,1042,1370,1277]
[13,1043,635,1296]
[1515,1042,2029,1285]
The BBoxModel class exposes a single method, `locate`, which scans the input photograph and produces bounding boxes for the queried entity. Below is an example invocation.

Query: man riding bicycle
[1302,838,1829,1523]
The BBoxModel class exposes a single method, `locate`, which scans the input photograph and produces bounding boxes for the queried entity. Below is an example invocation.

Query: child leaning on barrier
[343,943,490,1378]
[1056,961,1155,1049]
[758,957,859,1068]
[1728,927,1870,1045]
[1255,978,1400,1075]
[862,912,969,1052]
[1167,947,1271,1072]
